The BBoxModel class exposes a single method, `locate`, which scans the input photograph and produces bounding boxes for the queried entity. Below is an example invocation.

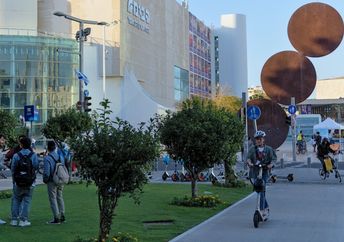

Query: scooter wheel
[253,211,259,228]
[287,174,294,182]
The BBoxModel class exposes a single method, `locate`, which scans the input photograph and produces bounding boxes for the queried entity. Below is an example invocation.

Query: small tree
[41,108,93,147]
[159,97,244,198]
[212,95,245,186]
[0,109,19,147]
[70,99,160,242]
[213,95,242,114]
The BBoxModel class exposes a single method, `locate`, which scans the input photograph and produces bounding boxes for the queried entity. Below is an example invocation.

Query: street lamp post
[53,11,108,111]
[98,20,118,99]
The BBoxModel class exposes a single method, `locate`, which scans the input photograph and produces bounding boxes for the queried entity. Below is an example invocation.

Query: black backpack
[13,152,36,187]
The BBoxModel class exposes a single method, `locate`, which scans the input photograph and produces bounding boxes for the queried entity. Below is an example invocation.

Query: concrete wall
[38,0,71,36]
[120,0,189,107]
[0,0,37,31]
[54,0,188,108]
[214,14,248,98]
[316,77,344,99]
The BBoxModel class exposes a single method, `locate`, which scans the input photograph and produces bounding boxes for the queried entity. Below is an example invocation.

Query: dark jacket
[317,142,335,159]
[247,145,276,178]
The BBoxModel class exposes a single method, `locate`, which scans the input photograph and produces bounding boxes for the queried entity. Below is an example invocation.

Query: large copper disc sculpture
[288,2,344,57]
[247,99,289,149]
[261,51,316,105]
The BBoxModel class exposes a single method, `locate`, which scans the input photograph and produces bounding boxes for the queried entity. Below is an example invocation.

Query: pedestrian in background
[10,137,38,227]
[43,141,66,224]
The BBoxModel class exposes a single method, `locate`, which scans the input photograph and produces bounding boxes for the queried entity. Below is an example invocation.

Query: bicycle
[319,153,342,183]
[296,140,307,154]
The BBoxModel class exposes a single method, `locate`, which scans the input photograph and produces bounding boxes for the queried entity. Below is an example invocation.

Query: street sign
[288,105,297,114]
[24,105,35,121]
[84,89,89,97]
[247,105,261,120]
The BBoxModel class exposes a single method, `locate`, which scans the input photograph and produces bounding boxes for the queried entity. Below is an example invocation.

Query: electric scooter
[252,163,269,228]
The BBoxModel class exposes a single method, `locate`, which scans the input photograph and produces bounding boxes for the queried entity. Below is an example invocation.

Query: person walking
[10,137,38,227]
[0,134,8,224]
[247,130,276,216]
[43,141,66,224]
[315,132,322,151]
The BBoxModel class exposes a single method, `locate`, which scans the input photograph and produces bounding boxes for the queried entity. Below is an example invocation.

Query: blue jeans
[259,171,269,210]
[11,184,34,221]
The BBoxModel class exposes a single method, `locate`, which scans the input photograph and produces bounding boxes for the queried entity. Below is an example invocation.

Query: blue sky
[177,0,344,87]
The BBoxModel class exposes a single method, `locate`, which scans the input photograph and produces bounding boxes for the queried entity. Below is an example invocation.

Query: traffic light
[84,96,92,113]
[76,101,82,111]
[285,115,291,126]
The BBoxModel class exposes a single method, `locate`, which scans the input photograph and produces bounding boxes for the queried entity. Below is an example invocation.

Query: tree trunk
[191,177,198,198]
[98,189,118,242]
[224,158,237,186]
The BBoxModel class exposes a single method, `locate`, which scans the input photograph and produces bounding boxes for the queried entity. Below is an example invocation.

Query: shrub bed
[171,195,223,208]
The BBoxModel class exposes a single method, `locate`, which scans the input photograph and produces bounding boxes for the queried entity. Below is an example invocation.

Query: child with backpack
[43,141,68,224]
[10,137,38,227]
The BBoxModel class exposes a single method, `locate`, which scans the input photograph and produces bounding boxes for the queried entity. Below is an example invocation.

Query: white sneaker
[10,220,18,226]
[18,220,31,227]
[0,219,6,225]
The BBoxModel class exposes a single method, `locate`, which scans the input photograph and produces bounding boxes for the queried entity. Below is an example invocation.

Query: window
[174,66,189,102]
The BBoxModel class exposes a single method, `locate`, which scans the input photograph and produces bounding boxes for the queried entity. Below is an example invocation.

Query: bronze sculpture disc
[261,51,316,105]
[247,99,289,149]
[288,2,344,57]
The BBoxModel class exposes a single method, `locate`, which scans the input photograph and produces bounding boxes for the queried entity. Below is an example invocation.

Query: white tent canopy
[313,118,344,130]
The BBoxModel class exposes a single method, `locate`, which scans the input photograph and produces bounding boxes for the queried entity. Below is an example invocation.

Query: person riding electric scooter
[247,130,276,227]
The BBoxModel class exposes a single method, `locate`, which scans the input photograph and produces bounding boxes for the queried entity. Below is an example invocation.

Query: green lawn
[0,183,251,242]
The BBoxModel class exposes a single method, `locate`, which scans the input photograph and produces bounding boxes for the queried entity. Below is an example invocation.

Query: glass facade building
[0,35,79,137]
[189,12,212,98]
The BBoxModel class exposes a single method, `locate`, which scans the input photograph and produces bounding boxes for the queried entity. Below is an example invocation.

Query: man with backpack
[43,141,68,224]
[10,137,38,227]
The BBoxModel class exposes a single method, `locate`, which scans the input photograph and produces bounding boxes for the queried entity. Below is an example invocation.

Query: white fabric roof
[313,117,344,130]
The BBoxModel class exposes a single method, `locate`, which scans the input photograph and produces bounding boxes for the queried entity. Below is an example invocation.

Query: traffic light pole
[79,22,85,112]
[291,97,296,162]
[242,92,248,163]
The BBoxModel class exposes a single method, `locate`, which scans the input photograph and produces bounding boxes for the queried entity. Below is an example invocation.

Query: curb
[169,192,255,242]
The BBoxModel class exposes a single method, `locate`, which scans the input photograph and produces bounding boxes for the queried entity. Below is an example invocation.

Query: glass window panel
[174,78,180,90]
[0,46,11,60]
[0,78,11,89]
[14,93,27,107]
[15,78,28,91]
[58,63,74,78]
[174,66,180,79]
[0,62,11,76]
[0,93,10,108]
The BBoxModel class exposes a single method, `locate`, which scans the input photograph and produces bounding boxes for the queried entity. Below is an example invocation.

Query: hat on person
[254,130,266,139]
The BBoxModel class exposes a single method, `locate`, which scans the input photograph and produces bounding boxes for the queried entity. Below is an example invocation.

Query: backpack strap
[48,154,60,163]
[17,151,33,161]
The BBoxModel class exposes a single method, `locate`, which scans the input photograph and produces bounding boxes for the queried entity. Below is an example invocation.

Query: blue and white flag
[75,70,90,86]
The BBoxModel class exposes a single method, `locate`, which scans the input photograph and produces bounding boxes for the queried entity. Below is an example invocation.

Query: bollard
[280,158,284,169]
[307,157,311,168]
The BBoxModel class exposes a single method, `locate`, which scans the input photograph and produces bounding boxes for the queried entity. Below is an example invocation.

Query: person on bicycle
[296,130,305,153]
[247,130,276,215]
[317,137,337,174]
